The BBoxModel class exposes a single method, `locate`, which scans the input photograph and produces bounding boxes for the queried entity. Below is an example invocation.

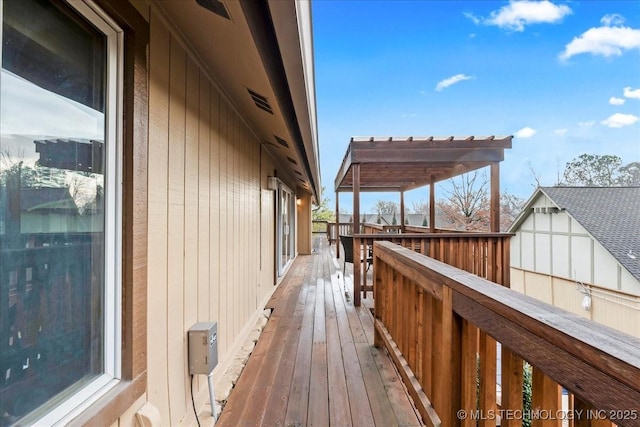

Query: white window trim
[25,1,124,425]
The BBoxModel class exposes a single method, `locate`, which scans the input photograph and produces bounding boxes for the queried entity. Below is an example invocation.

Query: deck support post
[400,190,405,233]
[491,163,500,232]
[336,191,340,258]
[353,163,361,307]
[429,177,435,232]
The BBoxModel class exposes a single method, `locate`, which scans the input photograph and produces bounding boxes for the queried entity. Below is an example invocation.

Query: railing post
[461,320,479,427]
[501,347,524,427]
[354,236,361,307]
[573,398,614,427]
[532,367,562,427]
[433,287,461,426]
[479,332,497,427]
[374,250,383,348]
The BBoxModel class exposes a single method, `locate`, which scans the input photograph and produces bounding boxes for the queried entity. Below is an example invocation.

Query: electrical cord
[191,375,201,427]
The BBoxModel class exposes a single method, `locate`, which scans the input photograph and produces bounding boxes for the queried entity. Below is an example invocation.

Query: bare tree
[500,191,525,231]
[438,171,490,231]
[410,198,429,214]
[372,200,399,215]
[528,160,542,189]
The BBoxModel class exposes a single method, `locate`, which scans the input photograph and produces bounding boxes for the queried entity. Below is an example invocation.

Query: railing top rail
[373,240,640,410]
[355,232,515,239]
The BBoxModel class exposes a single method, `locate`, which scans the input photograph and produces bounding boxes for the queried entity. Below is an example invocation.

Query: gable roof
[510,186,640,282]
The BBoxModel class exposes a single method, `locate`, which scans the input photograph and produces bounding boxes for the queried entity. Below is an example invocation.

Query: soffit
[155,0,316,196]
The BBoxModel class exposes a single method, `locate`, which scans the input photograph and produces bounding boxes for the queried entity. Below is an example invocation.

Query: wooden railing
[350,232,511,306]
[362,222,402,234]
[326,222,353,244]
[373,241,640,427]
[312,220,328,234]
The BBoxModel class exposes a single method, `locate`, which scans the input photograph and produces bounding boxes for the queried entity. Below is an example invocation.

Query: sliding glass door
[277,182,295,277]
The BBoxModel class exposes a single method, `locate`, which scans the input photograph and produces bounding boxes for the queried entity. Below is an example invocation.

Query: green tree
[561,154,638,186]
[312,186,334,221]
[618,161,640,186]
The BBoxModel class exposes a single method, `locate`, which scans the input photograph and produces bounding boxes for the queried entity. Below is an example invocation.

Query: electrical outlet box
[188,322,218,375]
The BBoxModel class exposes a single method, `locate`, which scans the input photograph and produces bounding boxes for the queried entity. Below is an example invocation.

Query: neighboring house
[337,210,452,228]
[0,1,319,426]
[509,186,640,336]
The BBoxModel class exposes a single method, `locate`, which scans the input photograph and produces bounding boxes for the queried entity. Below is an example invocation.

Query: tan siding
[147,10,170,422]
[195,71,211,397]
[183,56,200,408]
[511,268,640,338]
[166,35,187,425]
[209,82,220,330]
[142,9,297,425]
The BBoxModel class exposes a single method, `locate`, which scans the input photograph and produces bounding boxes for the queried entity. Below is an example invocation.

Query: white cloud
[559,15,640,60]
[515,126,537,138]
[579,120,595,127]
[624,87,640,99]
[464,12,481,25]
[554,128,568,136]
[609,96,625,105]
[435,74,474,91]
[467,1,572,32]
[601,113,639,128]
[601,14,625,27]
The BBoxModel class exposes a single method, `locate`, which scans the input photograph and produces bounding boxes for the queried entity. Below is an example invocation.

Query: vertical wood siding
[147,10,283,424]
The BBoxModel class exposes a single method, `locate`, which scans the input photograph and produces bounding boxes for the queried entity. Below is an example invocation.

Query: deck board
[217,236,422,426]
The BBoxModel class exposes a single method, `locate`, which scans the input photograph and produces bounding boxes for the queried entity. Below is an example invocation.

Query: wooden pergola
[334,135,513,248]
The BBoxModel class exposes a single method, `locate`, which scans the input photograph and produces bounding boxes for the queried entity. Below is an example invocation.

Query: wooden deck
[217,236,422,427]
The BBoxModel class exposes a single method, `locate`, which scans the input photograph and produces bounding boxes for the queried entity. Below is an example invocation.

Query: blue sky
[312,0,640,212]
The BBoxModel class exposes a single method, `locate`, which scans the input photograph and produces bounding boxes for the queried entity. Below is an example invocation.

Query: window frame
[0,0,125,424]
[69,0,150,424]
[0,0,148,424]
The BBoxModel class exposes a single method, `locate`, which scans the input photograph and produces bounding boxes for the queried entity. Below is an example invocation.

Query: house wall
[510,193,640,294]
[135,7,295,425]
[511,268,640,338]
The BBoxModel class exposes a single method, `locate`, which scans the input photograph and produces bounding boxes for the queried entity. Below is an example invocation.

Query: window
[0,0,122,424]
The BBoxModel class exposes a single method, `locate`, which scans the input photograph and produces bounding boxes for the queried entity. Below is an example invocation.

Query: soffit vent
[247,88,273,114]
[287,157,297,165]
[196,0,231,20]
[274,135,289,148]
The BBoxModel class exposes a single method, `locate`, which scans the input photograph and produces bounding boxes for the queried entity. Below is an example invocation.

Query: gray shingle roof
[540,187,640,282]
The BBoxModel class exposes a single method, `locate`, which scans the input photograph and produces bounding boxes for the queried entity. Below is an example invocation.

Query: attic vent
[287,157,297,165]
[196,0,231,20]
[274,136,289,148]
[247,89,273,114]
[534,207,560,214]
[294,170,302,176]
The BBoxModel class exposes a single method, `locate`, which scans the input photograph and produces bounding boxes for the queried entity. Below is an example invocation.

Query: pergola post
[429,177,436,232]
[335,192,340,258]
[353,163,361,307]
[400,191,405,233]
[491,163,500,232]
